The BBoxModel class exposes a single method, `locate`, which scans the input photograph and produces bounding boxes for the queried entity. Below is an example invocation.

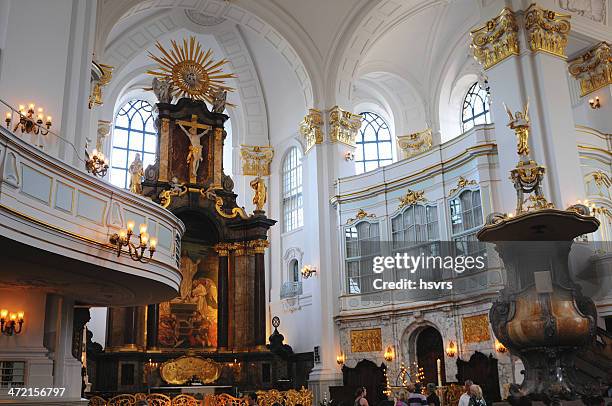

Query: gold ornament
[568,42,612,97]
[346,209,375,224]
[298,108,323,152]
[397,128,433,159]
[250,176,267,212]
[470,7,519,70]
[159,356,220,385]
[147,36,236,104]
[398,189,426,208]
[448,176,477,197]
[350,328,382,352]
[329,106,363,147]
[524,4,571,58]
[462,314,491,344]
[503,100,531,157]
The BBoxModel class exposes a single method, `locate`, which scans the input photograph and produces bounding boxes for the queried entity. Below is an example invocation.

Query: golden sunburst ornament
[147,36,236,103]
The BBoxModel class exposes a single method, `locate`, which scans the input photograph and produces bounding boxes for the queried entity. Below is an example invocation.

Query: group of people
[353,380,486,406]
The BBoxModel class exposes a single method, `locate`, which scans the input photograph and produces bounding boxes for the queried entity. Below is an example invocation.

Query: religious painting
[158,252,218,349]
[462,314,491,344]
[350,328,382,353]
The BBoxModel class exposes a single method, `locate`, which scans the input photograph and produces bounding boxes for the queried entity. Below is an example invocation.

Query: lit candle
[0,309,7,319]
[37,107,43,114]
[17,312,24,321]
[92,148,98,157]
[119,229,127,240]
[437,358,442,387]
[141,232,149,246]
[9,313,16,321]
[149,237,157,250]
[46,116,52,124]
[28,103,34,110]
[18,105,25,113]
[37,114,43,121]
[139,224,147,235]
[126,221,135,232]
[5,112,11,120]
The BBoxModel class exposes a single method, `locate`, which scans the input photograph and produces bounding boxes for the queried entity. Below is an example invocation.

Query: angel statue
[152,77,173,104]
[128,153,144,194]
[250,176,267,212]
[212,90,227,113]
[503,99,530,157]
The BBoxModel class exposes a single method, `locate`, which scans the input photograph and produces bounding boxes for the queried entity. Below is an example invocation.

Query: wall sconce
[588,96,601,109]
[494,339,507,353]
[383,345,395,362]
[85,148,109,177]
[6,104,52,135]
[336,351,345,365]
[109,221,157,263]
[344,151,355,161]
[445,340,457,357]
[144,358,159,374]
[300,264,317,279]
[0,309,24,336]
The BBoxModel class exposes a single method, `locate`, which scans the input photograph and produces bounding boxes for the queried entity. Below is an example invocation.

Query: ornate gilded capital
[470,7,519,70]
[397,128,433,159]
[524,4,571,58]
[329,106,363,147]
[398,189,426,209]
[230,242,247,256]
[248,239,270,254]
[568,42,612,96]
[214,242,232,257]
[298,108,323,153]
[240,145,274,176]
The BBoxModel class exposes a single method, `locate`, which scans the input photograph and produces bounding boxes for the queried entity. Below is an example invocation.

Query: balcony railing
[0,120,185,306]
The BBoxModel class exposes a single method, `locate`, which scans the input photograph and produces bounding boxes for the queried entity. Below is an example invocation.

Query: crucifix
[176,114,211,183]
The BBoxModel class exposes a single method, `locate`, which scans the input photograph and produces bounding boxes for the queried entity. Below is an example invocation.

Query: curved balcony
[0,126,185,306]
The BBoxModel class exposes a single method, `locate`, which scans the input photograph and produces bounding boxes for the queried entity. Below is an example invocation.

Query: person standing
[468,384,486,406]
[458,380,473,406]
[407,384,427,406]
[355,387,369,406]
[426,383,440,406]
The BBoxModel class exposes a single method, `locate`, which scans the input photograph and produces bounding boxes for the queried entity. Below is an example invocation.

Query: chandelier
[5,104,52,135]
[85,148,109,177]
[109,221,157,263]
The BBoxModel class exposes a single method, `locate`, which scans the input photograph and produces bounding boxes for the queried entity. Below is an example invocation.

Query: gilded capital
[240,145,274,176]
[397,128,433,159]
[329,106,363,147]
[298,108,323,153]
[248,239,270,254]
[470,7,519,70]
[568,42,612,96]
[524,4,571,58]
[214,242,232,257]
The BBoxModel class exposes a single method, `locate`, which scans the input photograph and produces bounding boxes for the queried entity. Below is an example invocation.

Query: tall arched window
[110,100,157,189]
[282,147,303,232]
[461,83,491,133]
[355,112,393,174]
[449,189,485,257]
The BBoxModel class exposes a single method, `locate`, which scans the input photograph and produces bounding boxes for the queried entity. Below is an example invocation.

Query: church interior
[0,0,611,405]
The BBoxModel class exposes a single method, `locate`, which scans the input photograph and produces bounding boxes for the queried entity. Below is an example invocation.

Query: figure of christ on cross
[176,114,211,183]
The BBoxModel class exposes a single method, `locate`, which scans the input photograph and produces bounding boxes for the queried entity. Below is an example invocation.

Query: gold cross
[176,114,209,131]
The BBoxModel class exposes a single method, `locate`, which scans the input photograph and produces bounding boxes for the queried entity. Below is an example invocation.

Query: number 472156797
[8,387,66,397]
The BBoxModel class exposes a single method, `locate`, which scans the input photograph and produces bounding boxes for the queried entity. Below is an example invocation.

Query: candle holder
[109,221,157,263]
[0,310,24,336]
[85,148,109,177]
[6,104,52,136]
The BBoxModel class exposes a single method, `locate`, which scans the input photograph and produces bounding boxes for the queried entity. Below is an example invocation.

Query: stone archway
[402,323,446,386]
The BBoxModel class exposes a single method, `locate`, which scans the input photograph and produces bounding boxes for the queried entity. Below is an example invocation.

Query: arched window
[289,259,300,282]
[282,147,303,232]
[110,100,157,189]
[345,221,380,294]
[461,83,491,133]
[355,112,393,174]
[449,189,485,257]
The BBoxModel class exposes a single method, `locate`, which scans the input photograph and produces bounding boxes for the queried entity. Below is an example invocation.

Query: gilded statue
[128,153,144,194]
[250,176,267,212]
[503,100,530,157]
[177,115,211,183]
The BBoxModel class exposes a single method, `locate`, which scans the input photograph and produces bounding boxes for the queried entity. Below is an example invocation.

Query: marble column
[470,4,585,213]
[215,243,230,349]
[252,240,269,348]
[145,304,159,350]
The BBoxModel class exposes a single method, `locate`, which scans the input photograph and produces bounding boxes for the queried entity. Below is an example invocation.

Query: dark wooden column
[252,240,269,347]
[124,306,137,346]
[146,304,159,350]
[215,243,230,349]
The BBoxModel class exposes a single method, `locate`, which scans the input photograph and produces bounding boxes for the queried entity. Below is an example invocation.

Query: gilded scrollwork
[298,108,323,152]
[346,209,375,225]
[524,4,571,58]
[329,106,363,147]
[397,128,433,159]
[159,356,220,385]
[568,42,612,96]
[470,7,519,70]
[448,176,477,197]
[398,189,426,209]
